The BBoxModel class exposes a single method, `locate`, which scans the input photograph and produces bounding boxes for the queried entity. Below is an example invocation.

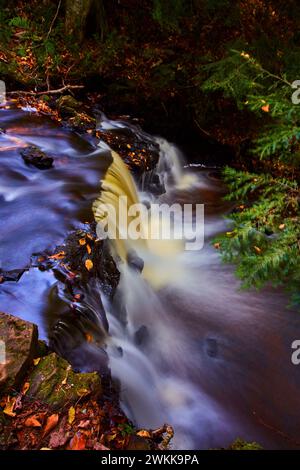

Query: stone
[21,145,54,169]
[27,352,102,409]
[0,312,38,394]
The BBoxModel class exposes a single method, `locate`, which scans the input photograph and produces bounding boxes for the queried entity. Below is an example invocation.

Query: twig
[46,0,62,41]
[8,85,84,96]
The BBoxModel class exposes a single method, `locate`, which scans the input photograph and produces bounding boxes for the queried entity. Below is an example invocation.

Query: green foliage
[201,48,300,307]
[228,438,263,450]
[215,167,300,304]
[8,16,30,29]
[152,0,187,32]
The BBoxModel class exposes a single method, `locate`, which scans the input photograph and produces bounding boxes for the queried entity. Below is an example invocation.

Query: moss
[28,352,101,409]
[228,438,263,450]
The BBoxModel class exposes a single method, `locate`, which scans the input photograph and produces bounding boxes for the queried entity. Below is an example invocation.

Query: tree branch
[8,85,84,96]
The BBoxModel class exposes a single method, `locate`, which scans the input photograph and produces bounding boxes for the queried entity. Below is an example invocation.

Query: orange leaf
[85,259,93,271]
[79,238,86,246]
[43,414,59,437]
[22,382,30,395]
[86,244,91,254]
[254,246,262,254]
[25,416,42,428]
[49,251,65,260]
[69,432,86,450]
[261,104,270,113]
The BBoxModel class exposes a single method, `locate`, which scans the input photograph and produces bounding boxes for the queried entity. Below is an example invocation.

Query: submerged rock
[21,145,54,170]
[27,352,102,409]
[0,312,38,394]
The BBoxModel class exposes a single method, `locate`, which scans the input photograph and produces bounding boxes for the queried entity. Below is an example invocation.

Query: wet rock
[27,352,102,409]
[134,325,149,347]
[127,250,144,272]
[21,145,54,170]
[96,126,159,175]
[0,268,28,283]
[126,434,151,450]
[57,95,83,118]
[0,312,38,394]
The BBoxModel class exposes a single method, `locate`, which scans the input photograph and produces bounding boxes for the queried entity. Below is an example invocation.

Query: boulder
[0,312,38,394]
[21,145,54,169]
[27,352,102,409]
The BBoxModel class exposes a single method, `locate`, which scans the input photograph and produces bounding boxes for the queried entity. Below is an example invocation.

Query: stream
[0,102,300,450]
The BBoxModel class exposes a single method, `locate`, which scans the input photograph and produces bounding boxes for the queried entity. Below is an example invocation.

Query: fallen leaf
[261,104,270,112]
[49,251,65,260]
[254,246,262,254]
[79,238,86,246]
[85,259,93,271]
[279,224,285,230]
[137,429,151,438]
[43,414,59,437]
[33,358,40,366]
[22,382,30,395]
[86,244,91,254]
[76,388,90,397]
[25,416,42,428]
[69,432,86,450]
[214,242,221,249]
[3,397,16,417]
[68,406,76,425]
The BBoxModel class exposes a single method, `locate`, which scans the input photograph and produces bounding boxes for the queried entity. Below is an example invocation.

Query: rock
[57,95,83,118]
[126,434,151,450]
[0,312,38,394]
[21,146,54,170]
[27,352,102,409]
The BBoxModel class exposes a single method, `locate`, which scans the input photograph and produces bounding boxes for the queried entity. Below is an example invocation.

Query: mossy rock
[27,352,101,409]
[57,95,83,118]
[228,438,263,450]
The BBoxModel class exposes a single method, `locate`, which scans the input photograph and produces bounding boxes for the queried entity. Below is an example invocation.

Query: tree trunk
[65,0,93,42]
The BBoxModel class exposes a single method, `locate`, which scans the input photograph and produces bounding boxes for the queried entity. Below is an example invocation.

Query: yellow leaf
[79,238,86,246]
[85,259,93,271]
[86,244,91,254]
[137,430,151,438]
[254,246,262,254]
[68,406,76,425]
[279,224,285,230]
[33,357,40,366]
[3,397,16,417]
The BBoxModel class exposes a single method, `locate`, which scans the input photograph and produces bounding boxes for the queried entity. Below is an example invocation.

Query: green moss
[229,438,263,450]
[28,353,101,409]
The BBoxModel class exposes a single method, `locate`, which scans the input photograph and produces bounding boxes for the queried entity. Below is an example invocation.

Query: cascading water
[2,104,300,450]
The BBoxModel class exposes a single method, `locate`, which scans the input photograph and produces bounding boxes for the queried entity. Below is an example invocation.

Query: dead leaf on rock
[137,429,151,438]
[68,406,75,425]
[85,259,93,271]
[22,382,30,394]
[3,397,16,417]
[25,416,42,428]
[69,432,86,450]
[43,414,59,437]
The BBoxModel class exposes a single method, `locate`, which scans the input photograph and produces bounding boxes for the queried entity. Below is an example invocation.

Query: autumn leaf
[69,432,86,450]
[43,414,59,437]
[254,246,262,254]
[214,242,221,249]
[49,251,65,260]
[25,416,42,428]
[68,406,76,425]
[33,357,40,366]
[85,333,93,343]
[261,104,270,113]
[137,429,151,438]
[86,244,91,254]
[279,223,285,230]
[85,259,93,271]
[79,238,86,246]
[22,382,30,395]
[3,397,16,417]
